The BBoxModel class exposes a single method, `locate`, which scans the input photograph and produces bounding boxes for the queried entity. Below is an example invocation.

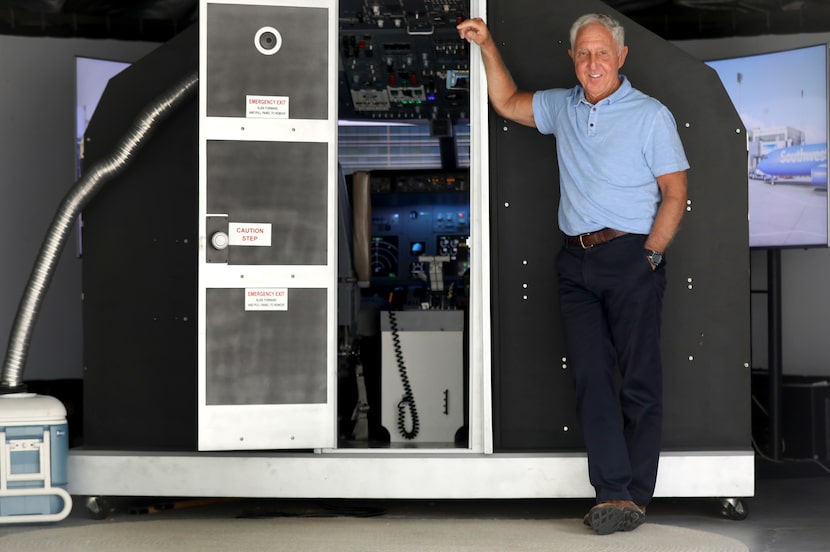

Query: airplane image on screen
[755,142,827,187]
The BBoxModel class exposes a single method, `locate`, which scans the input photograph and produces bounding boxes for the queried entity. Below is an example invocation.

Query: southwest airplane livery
[756,142,828,186]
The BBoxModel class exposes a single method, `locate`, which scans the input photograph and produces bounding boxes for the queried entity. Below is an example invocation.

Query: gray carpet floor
[6,473,830,550]
[0,515,747,551]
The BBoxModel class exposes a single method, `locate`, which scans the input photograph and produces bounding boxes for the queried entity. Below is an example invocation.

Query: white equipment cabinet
[380,310,465,445]
[197,0,337,452]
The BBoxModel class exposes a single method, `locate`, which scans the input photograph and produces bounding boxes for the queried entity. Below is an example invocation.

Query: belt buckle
[578,232,594,249]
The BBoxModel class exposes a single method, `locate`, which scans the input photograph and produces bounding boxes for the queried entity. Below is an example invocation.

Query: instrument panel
[339,0,470,121]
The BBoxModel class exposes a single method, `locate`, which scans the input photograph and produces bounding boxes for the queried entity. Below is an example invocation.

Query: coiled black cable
[388,311,419,440]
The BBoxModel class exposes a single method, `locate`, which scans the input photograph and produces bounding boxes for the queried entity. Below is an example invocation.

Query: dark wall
[82,25,198,449]
[488,1,752,451]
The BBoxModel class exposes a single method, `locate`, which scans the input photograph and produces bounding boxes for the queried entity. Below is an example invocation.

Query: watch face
[647,250,662,265]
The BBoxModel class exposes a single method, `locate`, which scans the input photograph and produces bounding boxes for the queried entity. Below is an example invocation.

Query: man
[457,13,689,535]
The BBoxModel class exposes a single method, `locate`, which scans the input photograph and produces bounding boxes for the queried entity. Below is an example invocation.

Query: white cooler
[0,393,72,523]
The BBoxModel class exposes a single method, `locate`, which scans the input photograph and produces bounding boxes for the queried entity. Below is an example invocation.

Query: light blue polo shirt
[532,76,689,236]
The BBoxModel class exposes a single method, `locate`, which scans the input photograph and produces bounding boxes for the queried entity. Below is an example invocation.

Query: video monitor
[75,56,131,176]
[705,44,829,248]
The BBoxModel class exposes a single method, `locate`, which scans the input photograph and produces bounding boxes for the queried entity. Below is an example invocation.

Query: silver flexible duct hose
[1,71,198,393]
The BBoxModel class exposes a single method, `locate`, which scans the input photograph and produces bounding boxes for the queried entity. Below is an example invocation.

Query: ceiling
[0,0,829,42]
[606,0,830,39]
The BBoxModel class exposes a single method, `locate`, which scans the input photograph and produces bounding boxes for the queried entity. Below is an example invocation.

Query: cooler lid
[0,393,67,423]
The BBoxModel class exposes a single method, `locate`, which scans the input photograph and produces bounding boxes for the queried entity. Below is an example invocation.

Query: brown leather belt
[566,228,628,249]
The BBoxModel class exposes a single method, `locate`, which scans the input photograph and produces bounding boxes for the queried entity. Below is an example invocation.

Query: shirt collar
[574,75,631,106]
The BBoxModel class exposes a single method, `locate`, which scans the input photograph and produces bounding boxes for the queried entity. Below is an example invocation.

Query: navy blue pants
[555,233,666,506]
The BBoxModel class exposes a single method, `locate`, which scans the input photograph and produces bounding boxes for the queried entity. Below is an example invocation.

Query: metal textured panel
[206,288,327,405]
[206,140,328,265]
[206,3,328,119]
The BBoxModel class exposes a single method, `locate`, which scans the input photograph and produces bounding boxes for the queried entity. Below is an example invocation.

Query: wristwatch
[645,249,663,267]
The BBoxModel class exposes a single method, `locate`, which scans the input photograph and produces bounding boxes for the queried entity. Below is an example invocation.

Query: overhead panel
[338,0,470,121]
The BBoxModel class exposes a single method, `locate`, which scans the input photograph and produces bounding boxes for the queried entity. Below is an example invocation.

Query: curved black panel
[489,1,751,452]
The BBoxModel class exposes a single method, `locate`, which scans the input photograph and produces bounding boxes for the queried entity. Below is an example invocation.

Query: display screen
[75,55,131,184]
[74,56,131,256]
[705,44,829,248]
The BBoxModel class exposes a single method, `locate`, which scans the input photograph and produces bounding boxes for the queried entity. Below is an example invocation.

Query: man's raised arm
[457,18,536,128]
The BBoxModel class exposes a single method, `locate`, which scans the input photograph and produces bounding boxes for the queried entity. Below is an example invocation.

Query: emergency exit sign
[245,288,288,311]
[246,95,289,119]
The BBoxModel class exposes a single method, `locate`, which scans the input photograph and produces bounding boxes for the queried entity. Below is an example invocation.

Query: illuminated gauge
[370,236,399,278]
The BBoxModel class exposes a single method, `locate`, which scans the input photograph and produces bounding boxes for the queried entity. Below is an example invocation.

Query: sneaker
[587,500,646,535]
[620,502,646,532]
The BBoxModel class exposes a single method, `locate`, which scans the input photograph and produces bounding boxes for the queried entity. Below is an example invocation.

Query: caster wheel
[85,496,114,520]
[720,497,749,520]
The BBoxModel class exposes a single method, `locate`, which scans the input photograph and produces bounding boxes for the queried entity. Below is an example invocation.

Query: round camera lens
[260,33,275,47]
[254,26,282,56]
